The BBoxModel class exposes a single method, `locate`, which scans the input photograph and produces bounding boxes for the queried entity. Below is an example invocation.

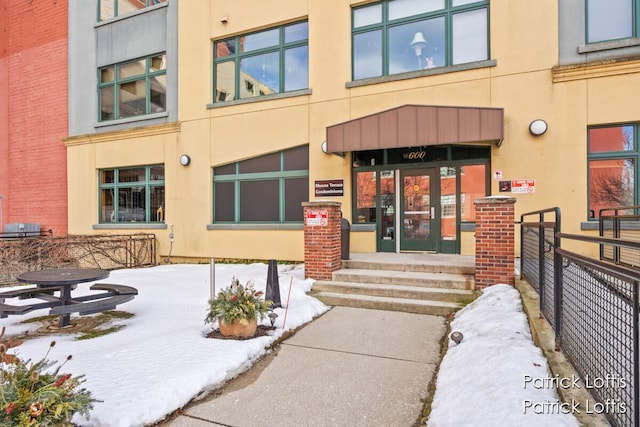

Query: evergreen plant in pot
[205,277,273,338]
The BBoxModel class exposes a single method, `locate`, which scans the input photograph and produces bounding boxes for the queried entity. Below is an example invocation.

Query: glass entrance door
[378,170,396,252]
[400,168,438,251]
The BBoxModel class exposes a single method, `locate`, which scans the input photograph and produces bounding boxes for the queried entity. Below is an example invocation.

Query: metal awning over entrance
[325,104,504,153]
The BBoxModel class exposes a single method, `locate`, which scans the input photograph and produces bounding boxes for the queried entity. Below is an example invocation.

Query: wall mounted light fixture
[179,154,191,166]
[321,141,345,157]
[321,141,329,154]
[529,119,548,136]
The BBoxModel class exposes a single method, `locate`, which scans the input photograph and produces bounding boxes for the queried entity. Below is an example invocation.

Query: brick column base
[302,201,342,280]
[474,196,516,289]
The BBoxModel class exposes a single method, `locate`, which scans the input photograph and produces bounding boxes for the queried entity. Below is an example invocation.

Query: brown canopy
[325,104,504,153]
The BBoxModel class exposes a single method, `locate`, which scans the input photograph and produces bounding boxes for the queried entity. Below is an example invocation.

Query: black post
[538,212,545,316]
[553,208,562,351]
[633,280,639,427]
[265,259,282,309]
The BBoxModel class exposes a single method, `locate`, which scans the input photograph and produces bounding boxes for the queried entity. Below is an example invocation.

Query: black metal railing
[520,208,561,332]
[520,207,640,427]
[600,206,640,268]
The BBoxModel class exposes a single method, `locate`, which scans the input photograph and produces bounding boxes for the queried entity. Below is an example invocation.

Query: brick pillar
[302,201,342,280]
[474,196,516,289]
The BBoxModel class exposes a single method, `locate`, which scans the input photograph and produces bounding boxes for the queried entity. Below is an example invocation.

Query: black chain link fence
[0,234,157,285]
[521,207,640,427]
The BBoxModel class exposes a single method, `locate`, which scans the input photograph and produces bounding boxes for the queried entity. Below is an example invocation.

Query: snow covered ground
[2,264,582,426]
[428,284,579,426]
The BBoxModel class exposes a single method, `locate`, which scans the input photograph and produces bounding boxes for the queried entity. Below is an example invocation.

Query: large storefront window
[213,146,309,223]
[352,0,489,80]
[588,125,636,219]
[214,21,309,103]
[99,165,165,223]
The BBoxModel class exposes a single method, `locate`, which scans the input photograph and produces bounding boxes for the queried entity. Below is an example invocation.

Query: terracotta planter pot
[218,317,257,338]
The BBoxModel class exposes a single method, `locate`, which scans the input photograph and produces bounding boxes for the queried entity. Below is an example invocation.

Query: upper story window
[99,54,167,122]
[352,0,489,80]
[588,125,637,219]
[99,0,167,21]
[586,0,633,43]
[99,165,165,224]
[213,21,309,103]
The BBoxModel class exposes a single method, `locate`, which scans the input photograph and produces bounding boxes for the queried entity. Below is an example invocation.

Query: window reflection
[389,0,443,20]
[460,165,485,222]
[589,126,634,153]
[119,80,146,118]
[354,3,382,28]
[389,18,445,74]
[99,0,166,21]
[590,159,635,215]
[100,87,115,121]
[285,22,309,43]
[588,124,638,219]
[355,171,377,223]
[239,52,280,98]
[354,30,382,79]
[99,54,167,122]
[452,9,488,65]
[352,0,489,79]
[150,75,166,113]
[285,46,309,91]
[241,29,279,53]
[215,62,235,102]
[587,0,632,43]
[214,21,308,103]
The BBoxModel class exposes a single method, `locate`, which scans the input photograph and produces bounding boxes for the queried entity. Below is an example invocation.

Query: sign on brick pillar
[302,201,342,280]
[474,196,516,289]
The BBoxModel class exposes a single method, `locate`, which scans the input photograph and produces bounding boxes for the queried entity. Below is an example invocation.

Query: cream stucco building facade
[65,0,640,262]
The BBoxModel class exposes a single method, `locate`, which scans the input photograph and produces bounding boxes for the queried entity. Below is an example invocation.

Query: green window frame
[99,54,167,122]
[98,0,167,21]
[585,0,636,43]
[213,146,309,223]
[213,21,309,103]
[352,0,489,80]
[99,165,165,224]
[588,124,638,219]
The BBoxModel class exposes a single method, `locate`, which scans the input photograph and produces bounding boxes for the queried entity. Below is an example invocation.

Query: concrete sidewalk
[165,307,447,427]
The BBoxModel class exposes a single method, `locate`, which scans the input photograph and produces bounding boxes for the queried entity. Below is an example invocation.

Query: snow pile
[428,284,579,427]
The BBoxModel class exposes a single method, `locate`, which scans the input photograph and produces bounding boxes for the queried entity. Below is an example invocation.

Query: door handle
[430,207,435,219]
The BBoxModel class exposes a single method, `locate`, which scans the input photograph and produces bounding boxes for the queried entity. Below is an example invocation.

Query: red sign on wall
[511,179,535,194]
[306,210,328,226]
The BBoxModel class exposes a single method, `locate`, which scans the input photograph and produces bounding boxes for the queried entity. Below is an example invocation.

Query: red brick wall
[0,0,69,235]
[474,197,516,288]
[303,202,342,280]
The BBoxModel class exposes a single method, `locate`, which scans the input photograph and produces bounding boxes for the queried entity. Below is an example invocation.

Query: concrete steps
[311,253,477,316]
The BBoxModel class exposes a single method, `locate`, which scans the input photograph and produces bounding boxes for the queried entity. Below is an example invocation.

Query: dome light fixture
[179,154,191,166]
[529,119,548,136]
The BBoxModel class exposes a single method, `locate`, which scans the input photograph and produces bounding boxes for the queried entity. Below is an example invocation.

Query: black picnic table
[0,268,137,327]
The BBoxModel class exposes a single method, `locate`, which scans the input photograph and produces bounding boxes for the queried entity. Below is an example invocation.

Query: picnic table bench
[0,302,34,316]
[0,269,138,327]
[49,283,138,316]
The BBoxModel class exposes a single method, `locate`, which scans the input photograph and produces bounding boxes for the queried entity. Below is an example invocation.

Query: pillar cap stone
[302,201,342,207]
[474,196,516,204]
